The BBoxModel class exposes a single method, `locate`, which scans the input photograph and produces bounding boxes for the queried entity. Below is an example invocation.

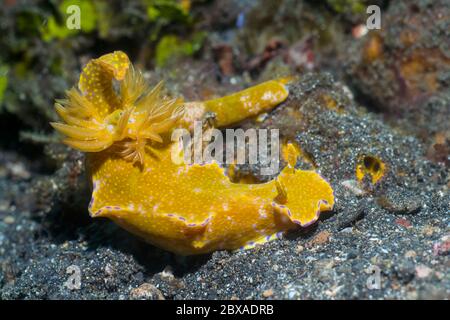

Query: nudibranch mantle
[52,51,334,255]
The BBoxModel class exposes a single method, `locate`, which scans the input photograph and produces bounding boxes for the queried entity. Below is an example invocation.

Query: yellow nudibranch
[51,51,334,255]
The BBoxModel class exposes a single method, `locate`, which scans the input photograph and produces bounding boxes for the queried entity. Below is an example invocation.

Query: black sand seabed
[0,73,448,300]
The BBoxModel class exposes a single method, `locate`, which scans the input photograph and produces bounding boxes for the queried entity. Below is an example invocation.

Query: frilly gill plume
[51,51,184,166]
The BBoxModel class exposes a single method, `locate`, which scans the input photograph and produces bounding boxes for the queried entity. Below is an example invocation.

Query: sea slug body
[52,51,334,255]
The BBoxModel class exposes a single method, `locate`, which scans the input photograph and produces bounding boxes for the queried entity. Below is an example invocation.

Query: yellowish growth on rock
[356,155,386,184]
[52,51,335,255]
[364,34,383,62]
[321,94,345,113]
[281,141,315,168]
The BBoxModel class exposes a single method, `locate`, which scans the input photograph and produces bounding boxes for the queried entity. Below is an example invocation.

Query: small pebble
[262,288,274,298]
[4,216,15,224]
[395,218,412,229]
[306,230,331,248]
[415,265,433,278]
[130,283,164,300]
[347,250,358,259]
[404,250,417,259]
